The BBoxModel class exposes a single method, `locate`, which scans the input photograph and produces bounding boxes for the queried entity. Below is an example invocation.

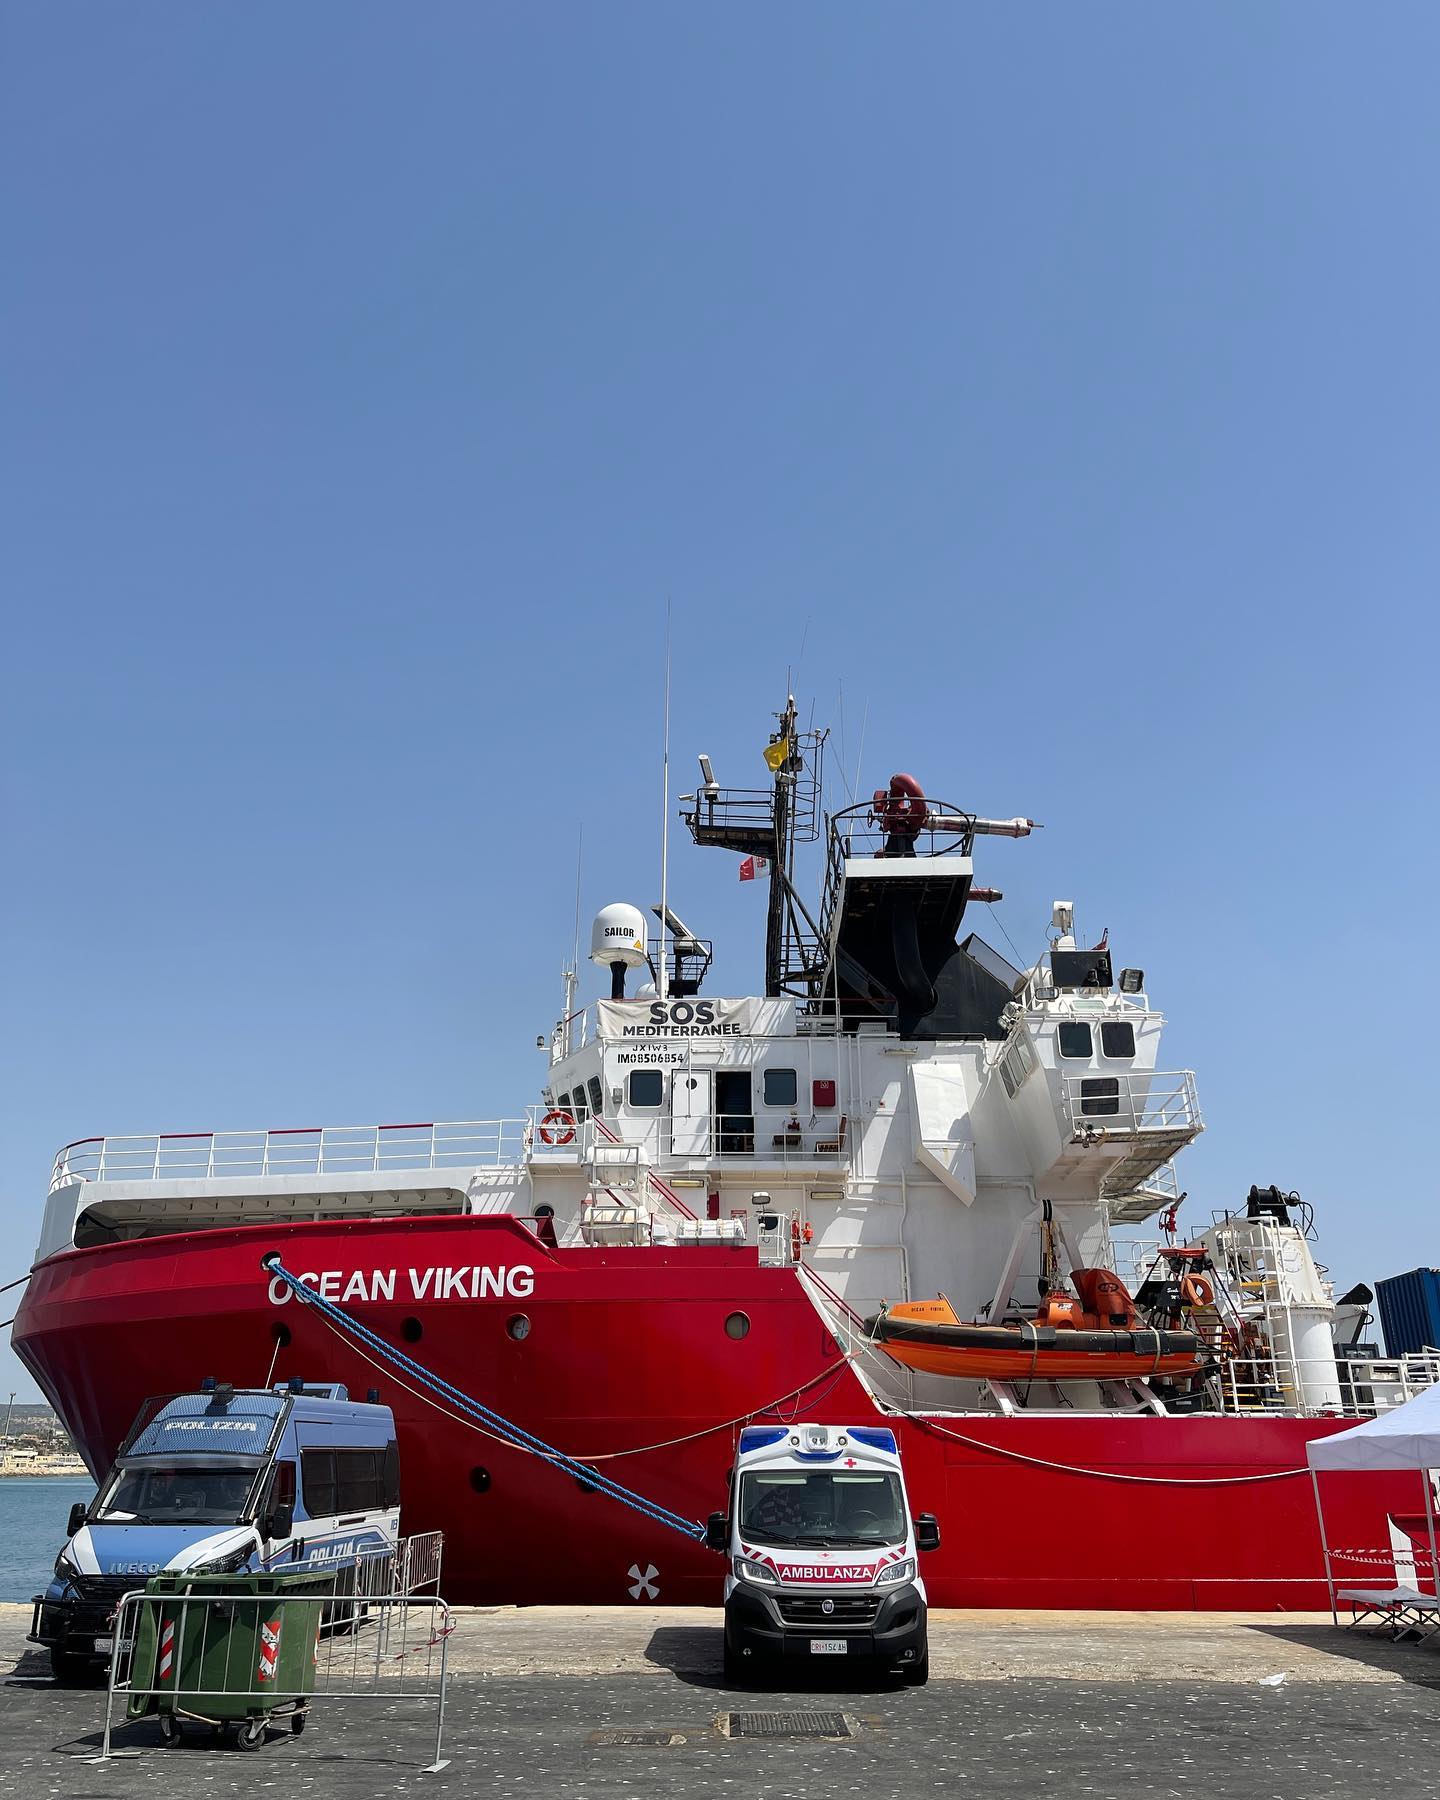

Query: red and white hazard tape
[1329,1546,1436,1567]
[256,1617,282,1684]
[157,1620,175,1681]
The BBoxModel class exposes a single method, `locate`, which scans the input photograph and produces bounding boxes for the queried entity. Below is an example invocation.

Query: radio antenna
[571,824,584,974]
[851,695,869,801]
[658,598,673,1002]
[558,824,584,1062]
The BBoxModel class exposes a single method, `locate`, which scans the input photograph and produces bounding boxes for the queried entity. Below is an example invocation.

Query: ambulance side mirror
[705,1511,729,1553]
[66,1501,87,1537]
[915,1513,941,1552]
[265,1502,295,1543]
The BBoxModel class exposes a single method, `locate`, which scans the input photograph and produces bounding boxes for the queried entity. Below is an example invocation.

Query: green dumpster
[128,1569,336,1745]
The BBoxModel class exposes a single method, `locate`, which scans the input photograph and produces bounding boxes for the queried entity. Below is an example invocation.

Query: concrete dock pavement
[444,1602,1440,1683]
[5,1603,1440,1798]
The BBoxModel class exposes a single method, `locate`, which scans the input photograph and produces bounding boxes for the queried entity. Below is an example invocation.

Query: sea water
[0,1478,94,1602]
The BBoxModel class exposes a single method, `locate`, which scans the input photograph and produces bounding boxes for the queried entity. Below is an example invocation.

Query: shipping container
[1376,1268,1440,1358]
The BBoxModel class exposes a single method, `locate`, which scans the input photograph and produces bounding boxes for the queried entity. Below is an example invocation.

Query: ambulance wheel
[722,1640,747,1685]
[49,1649,96,1686]
[236,1717,267,1751]
[901,1652,929,1686]
[157,1711,183,1746]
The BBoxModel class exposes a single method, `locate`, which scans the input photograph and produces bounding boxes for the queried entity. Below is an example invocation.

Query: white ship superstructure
[30,698,1433,1426]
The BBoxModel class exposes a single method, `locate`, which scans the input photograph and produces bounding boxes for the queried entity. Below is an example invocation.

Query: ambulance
[31,1378,399,1682]
[707,1422,939,1684]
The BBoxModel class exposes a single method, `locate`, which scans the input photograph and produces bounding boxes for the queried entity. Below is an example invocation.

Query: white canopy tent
[1308,1379,1440,1473]
[1307,1382,1440,1623]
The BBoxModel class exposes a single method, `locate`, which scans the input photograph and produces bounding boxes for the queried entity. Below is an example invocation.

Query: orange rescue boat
[865,1268,1208,1383]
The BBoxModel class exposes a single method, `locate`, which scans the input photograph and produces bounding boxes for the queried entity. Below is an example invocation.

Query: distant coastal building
[1,1401,89,1477]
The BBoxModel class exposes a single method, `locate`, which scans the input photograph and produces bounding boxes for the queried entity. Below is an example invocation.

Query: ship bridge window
[627,1069,664,1108]
[568,1088,589,1121]
[586,1076,604,1114]
[762,1068,798,1108]
[999,1032,1037,1099]
[1079,1077,1120,1116]
[1100,1020,1136,1058]
[1058,1022,1093,1059]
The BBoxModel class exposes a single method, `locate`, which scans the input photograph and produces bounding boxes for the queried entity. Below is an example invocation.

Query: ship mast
[682,693,828,998]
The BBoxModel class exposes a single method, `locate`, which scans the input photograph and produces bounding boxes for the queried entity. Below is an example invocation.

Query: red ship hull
[12,1212,1409,1610]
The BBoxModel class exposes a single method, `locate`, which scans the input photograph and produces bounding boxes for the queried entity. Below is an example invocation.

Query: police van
[706,1422,940,1684]
[31,1378,399,1682]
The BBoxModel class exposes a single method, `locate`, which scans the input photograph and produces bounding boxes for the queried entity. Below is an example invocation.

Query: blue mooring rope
[260,1253,708,1543]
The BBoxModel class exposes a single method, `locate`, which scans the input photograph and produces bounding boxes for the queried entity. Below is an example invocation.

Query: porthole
[507,1313,531,1341]
[271,1322,292,1347]
[725,1311,751,1341]
[469,1467,491,1494]
[401,1317,424,1344]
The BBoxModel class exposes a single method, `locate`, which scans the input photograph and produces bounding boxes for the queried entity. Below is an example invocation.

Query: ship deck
[5,1603,1439,1796]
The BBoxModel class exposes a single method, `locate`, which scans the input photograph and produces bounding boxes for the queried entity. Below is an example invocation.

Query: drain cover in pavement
[590,1730,688,1747]
[725,1710,855,1739]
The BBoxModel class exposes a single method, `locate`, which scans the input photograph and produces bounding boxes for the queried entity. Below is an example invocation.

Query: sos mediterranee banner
[596,997,753,1040]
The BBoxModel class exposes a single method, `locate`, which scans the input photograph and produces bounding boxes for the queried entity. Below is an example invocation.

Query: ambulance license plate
[809,1638,846,1655]
[95,1637,133,1655]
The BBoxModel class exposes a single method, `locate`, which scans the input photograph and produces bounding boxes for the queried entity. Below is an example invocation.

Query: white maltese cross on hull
[626,1563,660,1600]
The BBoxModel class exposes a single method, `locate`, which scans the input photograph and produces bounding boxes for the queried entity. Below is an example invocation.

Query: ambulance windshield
[738,1469,906,1547]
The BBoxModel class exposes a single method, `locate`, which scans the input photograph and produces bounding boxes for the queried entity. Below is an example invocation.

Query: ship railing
[49,1121,530,1191]
[1059,1069,1201,1138]
[1024,977,1153,1015]
[820,795,979,944]
[1104,1161,1182,1208]
[655,1115,851,1167]
[527,1111,852,1172]
[1215,1348,1440,1417]
[757,1208,803,1267]
[826,795,978,863]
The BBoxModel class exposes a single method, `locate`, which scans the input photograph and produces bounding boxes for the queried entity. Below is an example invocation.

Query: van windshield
[95,1463,260,1526]
[738,1469,906,1547]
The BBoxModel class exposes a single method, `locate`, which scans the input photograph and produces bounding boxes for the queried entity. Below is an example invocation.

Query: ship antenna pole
[657,598,672,1003]
[560,826,583,1062]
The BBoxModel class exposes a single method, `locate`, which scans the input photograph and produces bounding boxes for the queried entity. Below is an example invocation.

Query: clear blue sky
[3,6,1436,1400]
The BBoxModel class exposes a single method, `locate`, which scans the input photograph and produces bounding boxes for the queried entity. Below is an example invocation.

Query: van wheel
[722,1640,746,1685]
[49,1649,96,1686]
[901,1651,929,1686]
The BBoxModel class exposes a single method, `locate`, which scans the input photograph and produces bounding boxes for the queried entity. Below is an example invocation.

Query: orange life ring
[1180,1274,1215,1309]
[539,1108,576,1146]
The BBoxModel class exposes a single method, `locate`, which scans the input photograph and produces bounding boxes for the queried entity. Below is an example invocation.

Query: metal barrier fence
[320,1529,445,1602]
[90,1585,453,1771]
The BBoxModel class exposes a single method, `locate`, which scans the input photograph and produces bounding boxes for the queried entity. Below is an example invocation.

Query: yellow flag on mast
[762,737,789,772]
